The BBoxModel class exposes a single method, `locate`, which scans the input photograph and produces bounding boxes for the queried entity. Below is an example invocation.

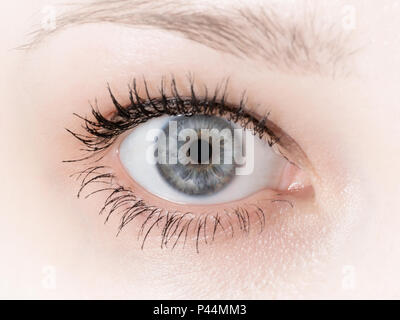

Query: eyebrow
[21,0,358,76]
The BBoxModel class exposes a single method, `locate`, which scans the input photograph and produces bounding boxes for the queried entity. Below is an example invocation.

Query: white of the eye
[119,116,288,204]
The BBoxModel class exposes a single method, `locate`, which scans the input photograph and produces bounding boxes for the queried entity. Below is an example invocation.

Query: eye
[66,76,312,251]
[119,115,290,204]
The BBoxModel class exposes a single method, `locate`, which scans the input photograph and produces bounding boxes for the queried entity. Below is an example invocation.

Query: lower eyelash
[72,165,292,253]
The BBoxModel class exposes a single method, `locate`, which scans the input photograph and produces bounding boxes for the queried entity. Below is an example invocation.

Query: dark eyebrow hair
[21,0,359,76]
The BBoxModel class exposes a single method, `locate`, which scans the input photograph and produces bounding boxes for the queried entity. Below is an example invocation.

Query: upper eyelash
[64,76,279,162]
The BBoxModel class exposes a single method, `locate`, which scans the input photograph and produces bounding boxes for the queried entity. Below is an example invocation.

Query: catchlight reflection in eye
[119,115,290,204]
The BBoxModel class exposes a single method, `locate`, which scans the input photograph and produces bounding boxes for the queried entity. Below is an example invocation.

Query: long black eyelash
[72,165,273,252]
[64,76,279,162]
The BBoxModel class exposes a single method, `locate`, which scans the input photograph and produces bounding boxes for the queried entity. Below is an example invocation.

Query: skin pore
[0,0,400,299]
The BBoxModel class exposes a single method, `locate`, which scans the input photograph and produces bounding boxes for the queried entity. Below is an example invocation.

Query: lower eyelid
[71,142,308,249]
[74,163,300,251]
[68,142,312,252]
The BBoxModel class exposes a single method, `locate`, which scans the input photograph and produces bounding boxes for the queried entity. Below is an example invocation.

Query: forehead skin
[0,0,399,299]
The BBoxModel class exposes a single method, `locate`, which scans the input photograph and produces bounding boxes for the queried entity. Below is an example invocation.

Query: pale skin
[0,0,399,299]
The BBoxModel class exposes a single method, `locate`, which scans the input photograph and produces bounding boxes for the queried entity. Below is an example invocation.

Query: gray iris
[156,115,237,196]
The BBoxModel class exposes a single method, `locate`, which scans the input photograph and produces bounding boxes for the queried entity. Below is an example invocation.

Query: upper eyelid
[65,76,313,172]
[65,77,280,159]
